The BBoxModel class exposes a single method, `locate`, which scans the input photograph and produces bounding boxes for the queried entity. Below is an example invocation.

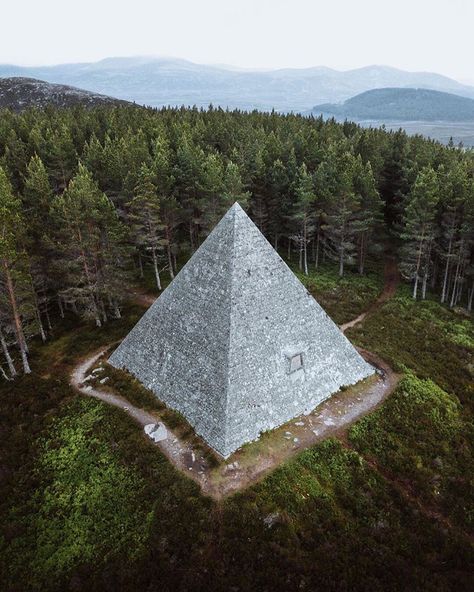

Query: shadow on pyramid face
[109,202,374,458]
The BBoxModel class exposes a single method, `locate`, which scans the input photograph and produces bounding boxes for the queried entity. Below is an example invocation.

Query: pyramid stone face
[109,203,374,457]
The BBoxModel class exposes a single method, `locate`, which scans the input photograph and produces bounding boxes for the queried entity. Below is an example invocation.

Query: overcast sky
[2,0,473,82]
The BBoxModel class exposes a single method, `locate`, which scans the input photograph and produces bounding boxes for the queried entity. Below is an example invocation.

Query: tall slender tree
[399,167,439,299]
[127,164,163,290]
[0,167,31,373]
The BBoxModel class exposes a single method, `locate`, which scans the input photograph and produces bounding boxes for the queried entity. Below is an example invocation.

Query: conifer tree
[0,167,31,374]
[321,153,361,277]
[289,163,316,275]
[51,164,130,325]
[352,157,384,274]
[127,163,163,290]
[399,167,439,299]
[23,154,55,337]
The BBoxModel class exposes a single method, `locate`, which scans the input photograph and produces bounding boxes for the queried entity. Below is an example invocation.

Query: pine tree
[321,153,361,277]
[127,164,163,290]
[289,164,316,275]
[0,167,32,374]
[352,157,384,274]
[51,164,130,325]
[153,138,179,279]
[399,167,439,299]
[23,154,55,337]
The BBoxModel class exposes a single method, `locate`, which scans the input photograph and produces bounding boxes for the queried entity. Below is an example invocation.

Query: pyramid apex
[229,201,245,213]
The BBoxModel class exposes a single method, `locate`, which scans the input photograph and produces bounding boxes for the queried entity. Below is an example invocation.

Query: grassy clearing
[349,374,474,531]
[346,286,474,406]
[292,263,383,324]
[0,395,212,592]
[219,438,473,591]
[2,271,474,591]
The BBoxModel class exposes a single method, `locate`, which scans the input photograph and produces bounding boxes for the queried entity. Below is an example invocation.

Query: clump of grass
[349,373,474,531]
[346,285,474,406]
[97,363,166,413]
[292,263,383,324]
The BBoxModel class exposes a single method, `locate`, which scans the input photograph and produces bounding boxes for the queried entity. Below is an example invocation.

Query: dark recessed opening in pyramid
[109,202,374,457]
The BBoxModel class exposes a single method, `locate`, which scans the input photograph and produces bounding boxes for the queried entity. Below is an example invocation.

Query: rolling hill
[312,87,474,122]
[0,77,129,111]
[1,57,474,112]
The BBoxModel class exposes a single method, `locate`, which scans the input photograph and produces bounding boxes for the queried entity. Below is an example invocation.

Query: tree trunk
[358,233,366,275]
[166,227,174,280]
[37,311,47,342]
[0,367,11,381]
[189,222,195,253]
[440,236,452,303]
[152,248,162,290]
[77,229,101,327]
[0,327,17,378]
[468,280,474,312]
[138,251,144,278]
[2,260,30,374]
[45,308,53,332]
[339,245,344,278]
[421,240,433,300]
[303,221,308,276]
[315,231,320,270]
[413,231,425,300]
[449,244,463,308]
[413,274,419,299]
[58,296,65,318]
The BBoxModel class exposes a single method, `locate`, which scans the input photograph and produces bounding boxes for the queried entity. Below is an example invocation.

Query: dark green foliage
[1,104,473,591]
[347,286,474,404]
[218,439,473,592]
[314,87,474,122]
[349,374,474,531]
[295,264,383,324]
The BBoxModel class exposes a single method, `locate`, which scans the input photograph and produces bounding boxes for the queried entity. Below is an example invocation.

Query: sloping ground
[3,265,473,591]
[313,88,474,122]
[0,77,128,111]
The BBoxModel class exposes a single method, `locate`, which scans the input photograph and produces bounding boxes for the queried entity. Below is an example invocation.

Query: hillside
[312,87,474,122]
[1,58,474,111]
[0,106,473,592]
[0,77,128,111]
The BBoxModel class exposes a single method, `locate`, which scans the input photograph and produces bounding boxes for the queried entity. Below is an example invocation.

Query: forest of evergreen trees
[0,105,473,377]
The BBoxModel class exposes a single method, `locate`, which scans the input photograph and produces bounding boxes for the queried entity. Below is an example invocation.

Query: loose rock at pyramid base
[109,203,374,458]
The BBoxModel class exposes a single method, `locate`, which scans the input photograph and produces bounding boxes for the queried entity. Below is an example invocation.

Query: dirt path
[71,349,210,479]
[70,262,401,499]
[340,257,399,333]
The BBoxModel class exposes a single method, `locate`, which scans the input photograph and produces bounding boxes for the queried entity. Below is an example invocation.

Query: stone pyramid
[109,203,374,457]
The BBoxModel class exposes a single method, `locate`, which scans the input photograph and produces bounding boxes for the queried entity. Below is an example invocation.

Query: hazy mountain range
[1,56,474,112]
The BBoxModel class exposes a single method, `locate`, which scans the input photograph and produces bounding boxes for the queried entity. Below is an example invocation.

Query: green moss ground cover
[1,276,473,591]
[346,286,474,405]
[294,264,383,324]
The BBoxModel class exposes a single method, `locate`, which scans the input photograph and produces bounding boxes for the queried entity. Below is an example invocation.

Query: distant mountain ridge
[312,88,474,122]
[0,77,128,111]
[1,57,473,112]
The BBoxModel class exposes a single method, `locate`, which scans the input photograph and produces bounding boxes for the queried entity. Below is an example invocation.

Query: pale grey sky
[3,0,473,81]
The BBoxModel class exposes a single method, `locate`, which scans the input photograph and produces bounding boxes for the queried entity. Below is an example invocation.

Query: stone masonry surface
[109,203,374,457]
